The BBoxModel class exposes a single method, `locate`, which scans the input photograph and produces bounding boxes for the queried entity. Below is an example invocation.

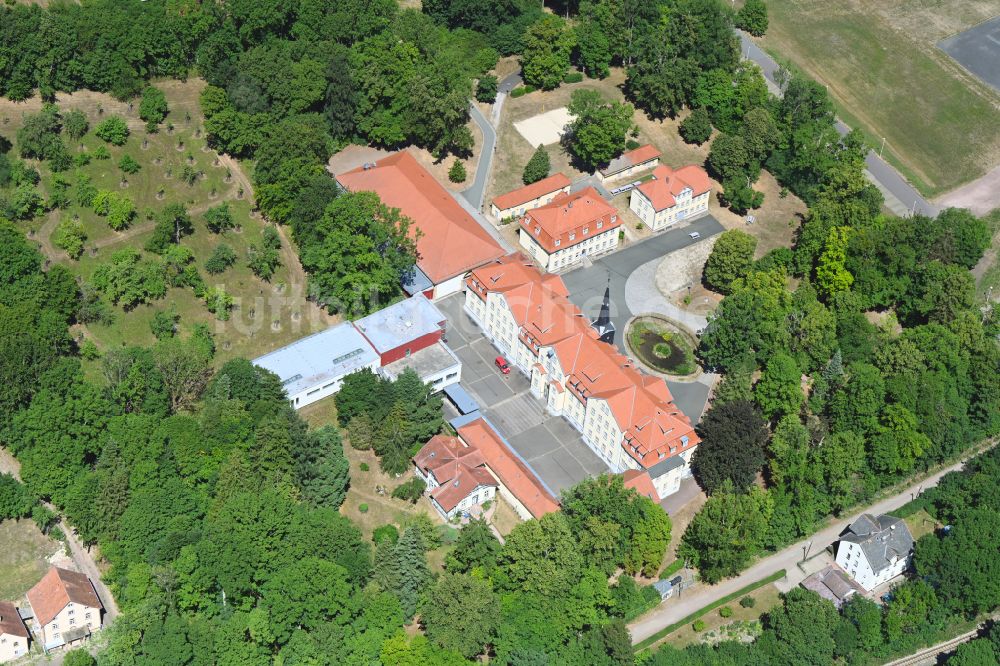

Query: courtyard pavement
[439,294,610,494]
[562,215,725,423]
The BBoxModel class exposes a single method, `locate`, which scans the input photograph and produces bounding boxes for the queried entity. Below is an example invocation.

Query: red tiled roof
[457,418,560,519]
[600,144,661,176]
[465,254,699,466]
[430,463,497,512]
[413,434,485,482]
[623,469,660,503]
[521,187,620,253]
[635,164,712,212]
[337,151,504,283]
[493,173,572,212]
[0,601,28,639]
[27,567,102,627]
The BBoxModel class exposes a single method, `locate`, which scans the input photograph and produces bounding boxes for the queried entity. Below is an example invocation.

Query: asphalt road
[461,103,497,210]
[737,32,939,217]
[562,215,724,423]
[629,452,984,645]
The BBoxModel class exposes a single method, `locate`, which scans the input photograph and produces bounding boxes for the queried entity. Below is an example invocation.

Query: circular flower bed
[626,316,699,376]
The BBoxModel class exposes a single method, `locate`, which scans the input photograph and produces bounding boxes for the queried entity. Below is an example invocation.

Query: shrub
[475,75,498,103]
[522,144,550,185]
[359,462,370,472]
[150,309,179,339]
[247,227,282,280]
[205,243,237,274]
[203,286,233,320]
[95,116,130,145]
[563,71,584,83]
[680,107,713,145]
[523,84,536,93]
[625,139,641,151]
[359,503,369,513]
[448,159,467,183]
[510,87,527,98]
[373,524,400,546]
[719,606,733,618]
[92,190,136,230]
[392,477,427,503]
[53,217,87,259]
[63,110,89,139]
[93,146,111,160]
[139,86,168,125]
[693,619,706,632]
[63,650,96,666]
[118,154,141,174]
[0,473,34,520]
[739,595,756,608]
[79,339,101,360]
[73,153,91,168]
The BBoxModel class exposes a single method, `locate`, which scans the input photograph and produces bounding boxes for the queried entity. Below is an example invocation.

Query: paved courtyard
[938,16,1000,93]
[439,294,610,494]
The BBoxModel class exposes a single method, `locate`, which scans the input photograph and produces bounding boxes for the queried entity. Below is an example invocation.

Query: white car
[688,231,701,239]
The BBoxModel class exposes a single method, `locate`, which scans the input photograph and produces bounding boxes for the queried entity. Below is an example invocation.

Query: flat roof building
[337,151,504,299]
[252,323,380,409]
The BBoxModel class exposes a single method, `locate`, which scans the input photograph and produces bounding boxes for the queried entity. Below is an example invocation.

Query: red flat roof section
[493,173,572,211]
[337,151,504,284]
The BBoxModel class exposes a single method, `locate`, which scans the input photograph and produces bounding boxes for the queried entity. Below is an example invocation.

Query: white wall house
[492,173,572,220]
[629,164,711,231]
[835,514,914,591]
[0,602,29,663]
[518,187,621,273]
[26,567,103,652]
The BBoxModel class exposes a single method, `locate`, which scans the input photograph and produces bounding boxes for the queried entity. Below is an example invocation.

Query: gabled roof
[522,187,620,253]
[413,434,485,482]
[0,601,28,639]
[430,463,497,512]
[599,144,661,176]
[27,567,102,627]
[337,151,504,283]
[493,173,572,211]
[635,164,712,211]
[457,418,560,519]
[841,514,914,574]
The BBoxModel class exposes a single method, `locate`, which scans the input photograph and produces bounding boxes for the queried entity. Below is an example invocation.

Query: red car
[495,356,510,375]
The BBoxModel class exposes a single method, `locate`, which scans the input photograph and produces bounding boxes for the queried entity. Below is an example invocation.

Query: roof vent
[453,479,461,487]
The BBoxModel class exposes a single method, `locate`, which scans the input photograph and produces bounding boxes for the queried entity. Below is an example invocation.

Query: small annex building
[26,567,103,652]
[629,164,711,231]
[597,144,661,183]
[518,186,621,272]
[252,322,380,410]
[336,151,504,299]
[801,565,866,609]
[0,601,29,663]
[491,173,572,220]
[835,514,914,591]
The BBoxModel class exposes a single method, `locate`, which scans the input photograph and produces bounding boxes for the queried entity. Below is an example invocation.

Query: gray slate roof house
[840,514,914,573]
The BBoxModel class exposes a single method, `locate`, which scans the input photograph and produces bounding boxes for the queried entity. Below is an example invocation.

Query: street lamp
[879,137,886,157]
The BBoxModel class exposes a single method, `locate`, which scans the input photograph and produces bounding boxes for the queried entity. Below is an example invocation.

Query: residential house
[801,565,866,609]
[597,145,661,183]
[629,164,711,231]
[413,435,497,520]
[336,151,504,299]
[518,187,621,272]
[26,567,103,652]
[0,602,29,663]
[464,254,699,498]
[491,173,572,220]
[835,514,914,591]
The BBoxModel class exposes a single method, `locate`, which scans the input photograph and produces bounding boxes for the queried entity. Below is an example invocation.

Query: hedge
[510,87,527,98]
[635,569,787,651]
[659,559,685,580]
[563,71,583,83]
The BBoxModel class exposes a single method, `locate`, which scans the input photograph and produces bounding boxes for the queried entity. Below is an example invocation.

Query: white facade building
[629,164,711,231]
[835,514,914,591]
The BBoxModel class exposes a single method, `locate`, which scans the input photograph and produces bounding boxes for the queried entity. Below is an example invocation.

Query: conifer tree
[522,145,550,184]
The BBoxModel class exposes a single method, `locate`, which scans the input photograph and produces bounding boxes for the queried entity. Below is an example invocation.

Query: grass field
[0,519,63,601]
[753,0,1000,197]
[0,79,335,365]
[667,584,781,648]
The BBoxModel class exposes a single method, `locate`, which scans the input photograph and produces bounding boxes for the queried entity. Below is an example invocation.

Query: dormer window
[597,220,603,229]
[555,239,561,247]
[658,452,665,459]
[534,226,541,235]
[681,435,689,446]
[670,446,677,453]
[569,233,575,241]
[583,227,589,235]
[611,215,617,223]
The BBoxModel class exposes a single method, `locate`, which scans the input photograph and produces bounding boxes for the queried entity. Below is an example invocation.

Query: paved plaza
[439,295,610,494]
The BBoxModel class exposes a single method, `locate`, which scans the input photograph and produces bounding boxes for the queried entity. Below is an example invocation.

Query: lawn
[972,208,1000,301]
[0,79,335,365]
[752,0,1000,197]
[904,508,939,541]
[0,519,63,601]
[667,583,781,649]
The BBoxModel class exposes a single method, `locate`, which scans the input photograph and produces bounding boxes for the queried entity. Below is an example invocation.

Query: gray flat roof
[252,323,379,396]
[354,293,446,353]
[444,383,479,414]
[381,341,460,382]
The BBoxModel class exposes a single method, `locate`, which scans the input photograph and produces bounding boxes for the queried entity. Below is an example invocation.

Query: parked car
[688,231,701,239]
[495,356,510,375]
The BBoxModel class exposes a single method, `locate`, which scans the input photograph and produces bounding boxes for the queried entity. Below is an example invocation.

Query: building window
[69,618,76,626]
[611,215,617,223]
[597,220,603,229]
[568,233,575,241]
[583,227,589,235]
[554,239,561,247]
[85,613,91,620]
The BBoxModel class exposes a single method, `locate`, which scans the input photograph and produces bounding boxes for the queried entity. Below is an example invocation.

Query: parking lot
[439,294,610,494]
